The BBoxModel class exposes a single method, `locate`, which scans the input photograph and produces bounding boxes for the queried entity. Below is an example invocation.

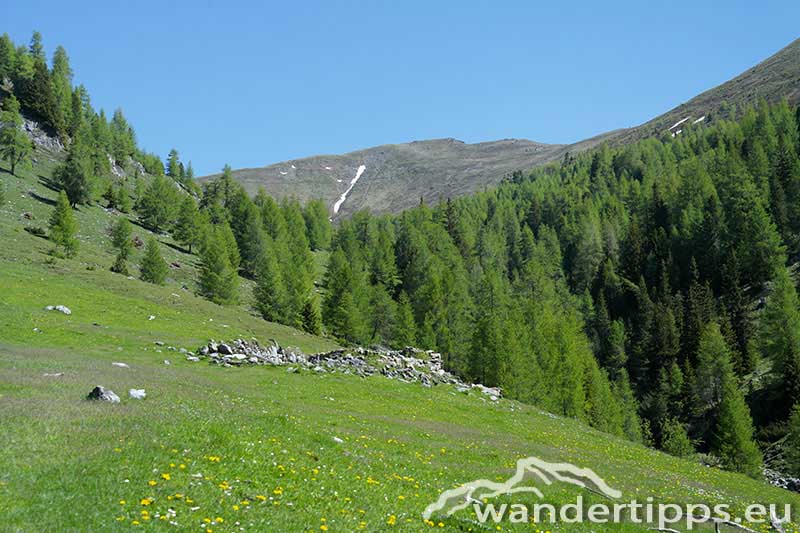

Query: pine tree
[173,195,202,253]
[693,324,762,476]
[254,236,287,322]
[0,94,32,176]
[392,291,417,348]
[303,199,332,250]
[166,148,181,178]
[759,269,800,417]
[198,227,238,305]
[55,125,94,206]
[301,294,322,335]
[48,190,78,257]
[137,175,179,231]
[139,236,168,285]
[109,217,132,274]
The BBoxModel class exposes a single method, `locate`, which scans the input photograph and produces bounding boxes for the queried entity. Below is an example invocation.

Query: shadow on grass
[27,190,57,207]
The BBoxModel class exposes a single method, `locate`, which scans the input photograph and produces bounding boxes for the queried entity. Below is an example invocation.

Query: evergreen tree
[759,269,800,417]
[0,95,32,176]
[714,369,763,478]
[166,148,181,178]
[254,235,287,322]
[48,189,78,257]
[198,226,239,305]
[137,174,179,231]
[303,199,332,250]
[109,217,132,274]
[139,236,168,285]
[55,125,94,206]
[392,291,417,348]
[301,294,322,335]
[173,195,202,253]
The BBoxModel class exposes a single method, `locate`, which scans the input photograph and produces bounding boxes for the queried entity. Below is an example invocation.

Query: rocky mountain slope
[204,38,800,218]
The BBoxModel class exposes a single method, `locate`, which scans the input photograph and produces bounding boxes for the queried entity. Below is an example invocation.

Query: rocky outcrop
[196,339,502,399]
[22,117,63,152]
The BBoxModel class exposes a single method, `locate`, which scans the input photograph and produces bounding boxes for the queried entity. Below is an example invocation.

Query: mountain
[204,38,800,218]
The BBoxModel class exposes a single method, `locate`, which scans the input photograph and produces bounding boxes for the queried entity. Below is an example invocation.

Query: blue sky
[3,1,799,176]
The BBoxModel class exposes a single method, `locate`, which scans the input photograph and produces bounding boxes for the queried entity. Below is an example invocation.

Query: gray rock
[87,386,120,403]
[218,343,234,355]
[112,362,129,368]
[186,356,200,362]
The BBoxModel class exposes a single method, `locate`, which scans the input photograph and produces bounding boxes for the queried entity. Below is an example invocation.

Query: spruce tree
[660,418,694,458]
[301,294,322,335]
[55,125,94,206]
[0,94,32,176]
[139,236,168,285]
[759,269,800,417]
[109,217,132,274]
[173,195,202,253]
[303,198,332,250]
[137,175,179,231]
[48,189,78,257]
[198,227,238,305]
[254,236,287,322]
[694,324,762,477]
[392,291,417,348]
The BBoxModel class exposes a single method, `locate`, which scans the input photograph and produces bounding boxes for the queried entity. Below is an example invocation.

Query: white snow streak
[692,115,706,125]
[333,165,366,214]
[669,116,690,130]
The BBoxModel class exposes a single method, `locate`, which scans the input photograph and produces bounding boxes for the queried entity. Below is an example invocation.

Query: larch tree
[48,189,78,257]
[139,236,168,285]
[0,94,32,176]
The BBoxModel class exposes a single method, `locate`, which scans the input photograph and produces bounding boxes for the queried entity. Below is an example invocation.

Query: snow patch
[333,165,366,214]
[669,116,691,130]
[324,166,332,170]
[692,116,706,125]
[280,171,288,175]
[291,164,296,169]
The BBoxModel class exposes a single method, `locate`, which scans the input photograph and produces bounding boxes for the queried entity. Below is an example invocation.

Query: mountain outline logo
[422,456,621,520]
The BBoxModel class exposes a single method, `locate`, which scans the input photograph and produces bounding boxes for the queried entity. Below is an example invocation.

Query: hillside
[203,138,564,219]
[2,153,800,532]
[207,37,800,218]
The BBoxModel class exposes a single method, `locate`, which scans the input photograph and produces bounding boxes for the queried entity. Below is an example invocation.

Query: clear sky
[3,1,799,176]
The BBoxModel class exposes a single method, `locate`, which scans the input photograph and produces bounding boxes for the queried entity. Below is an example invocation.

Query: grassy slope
[1,157,800,532]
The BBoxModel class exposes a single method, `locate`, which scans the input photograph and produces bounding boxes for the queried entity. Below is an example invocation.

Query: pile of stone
[194,339,502,400]
[764,468,800,493]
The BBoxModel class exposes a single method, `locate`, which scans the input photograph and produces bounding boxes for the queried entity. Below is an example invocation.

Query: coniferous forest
[3,30,800,482]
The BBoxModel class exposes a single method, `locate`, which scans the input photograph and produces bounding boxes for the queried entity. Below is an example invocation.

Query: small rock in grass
[86,386,120,403]
[163,360,171,365]
[44,305,71,315]
[129,389,146,400]
[154,341,165,346]
[112,362,129,368]
[333,436,344,444]
[43,372,63,377]
[186,356,200,362]
[148,315,156,321]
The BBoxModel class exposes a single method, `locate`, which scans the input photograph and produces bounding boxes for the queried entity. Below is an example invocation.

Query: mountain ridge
[202,37,800,218]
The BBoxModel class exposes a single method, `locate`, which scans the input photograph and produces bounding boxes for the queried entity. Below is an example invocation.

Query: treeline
[317,100,800,477]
